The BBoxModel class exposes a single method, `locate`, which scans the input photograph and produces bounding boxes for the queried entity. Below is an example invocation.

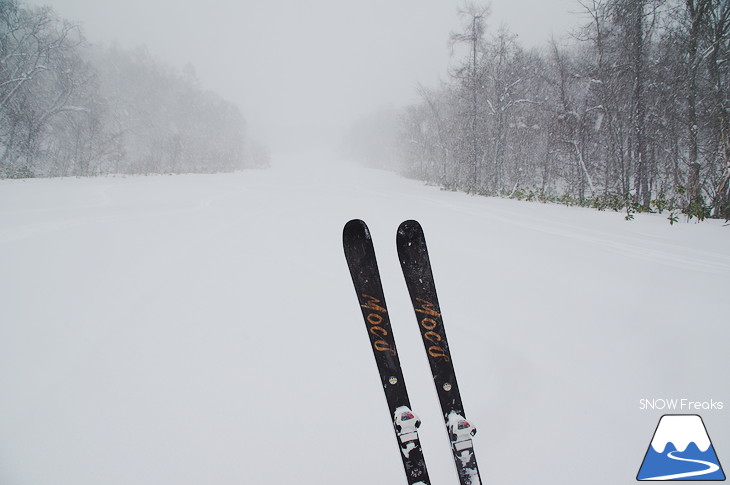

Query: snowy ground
[1,151,728,484]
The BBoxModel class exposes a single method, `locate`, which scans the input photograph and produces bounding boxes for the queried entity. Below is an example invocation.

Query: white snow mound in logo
[651,415,711,453]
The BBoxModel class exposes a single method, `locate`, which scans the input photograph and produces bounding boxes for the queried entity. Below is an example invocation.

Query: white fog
[39,0,578,152]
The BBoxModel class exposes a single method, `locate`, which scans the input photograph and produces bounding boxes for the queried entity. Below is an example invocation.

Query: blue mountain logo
[637,414,725,481]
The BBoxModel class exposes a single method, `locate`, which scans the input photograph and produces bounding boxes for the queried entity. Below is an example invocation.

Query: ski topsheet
[343,219,430,485]
[397,220,482,485]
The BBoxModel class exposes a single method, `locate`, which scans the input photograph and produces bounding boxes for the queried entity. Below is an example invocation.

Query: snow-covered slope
[1,152,728,484]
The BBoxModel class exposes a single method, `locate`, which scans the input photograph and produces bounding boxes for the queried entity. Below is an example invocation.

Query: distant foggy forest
[3,0,729,221]
[348,0,730,220]
[0,0,267,178]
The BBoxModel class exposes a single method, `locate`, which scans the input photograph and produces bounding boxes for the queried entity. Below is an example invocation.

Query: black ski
[397,220,482,485]
[343,219,430,485]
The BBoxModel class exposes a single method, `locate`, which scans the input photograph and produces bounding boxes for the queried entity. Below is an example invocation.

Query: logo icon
[637,414,725,481]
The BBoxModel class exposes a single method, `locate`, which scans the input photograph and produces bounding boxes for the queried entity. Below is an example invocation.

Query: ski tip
[344,218,367,232]
[397,219,424,238]
[343,219,370,242]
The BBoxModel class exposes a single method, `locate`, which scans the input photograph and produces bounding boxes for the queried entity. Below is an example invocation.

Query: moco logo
[414,298,450,362]
[360,294,396,356]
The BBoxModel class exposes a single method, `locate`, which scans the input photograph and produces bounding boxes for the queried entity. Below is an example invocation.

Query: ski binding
[394,406,422,457]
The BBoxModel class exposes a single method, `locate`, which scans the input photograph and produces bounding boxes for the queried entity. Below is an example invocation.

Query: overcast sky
[40,0,582,151]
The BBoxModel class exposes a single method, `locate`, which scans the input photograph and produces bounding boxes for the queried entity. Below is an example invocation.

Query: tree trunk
[632,0,651,207]
[707,0,730,218]
[685,0,708,210]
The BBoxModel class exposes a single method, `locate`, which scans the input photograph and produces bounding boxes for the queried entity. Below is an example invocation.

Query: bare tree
[0,0,85,175]
[549,39,598,199]
[449,2,490,189]
[683,0,713,210]
[705,0,730,217]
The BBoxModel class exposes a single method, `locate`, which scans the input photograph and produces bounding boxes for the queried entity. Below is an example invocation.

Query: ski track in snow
[331,173,729,275]
[412,192,730,275]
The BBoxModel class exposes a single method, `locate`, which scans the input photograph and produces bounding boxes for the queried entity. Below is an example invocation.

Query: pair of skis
[343,219,481,485]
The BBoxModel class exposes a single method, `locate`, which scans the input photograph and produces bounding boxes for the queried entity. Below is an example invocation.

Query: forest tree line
[350,0,730,220]
[0,0,266,179]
